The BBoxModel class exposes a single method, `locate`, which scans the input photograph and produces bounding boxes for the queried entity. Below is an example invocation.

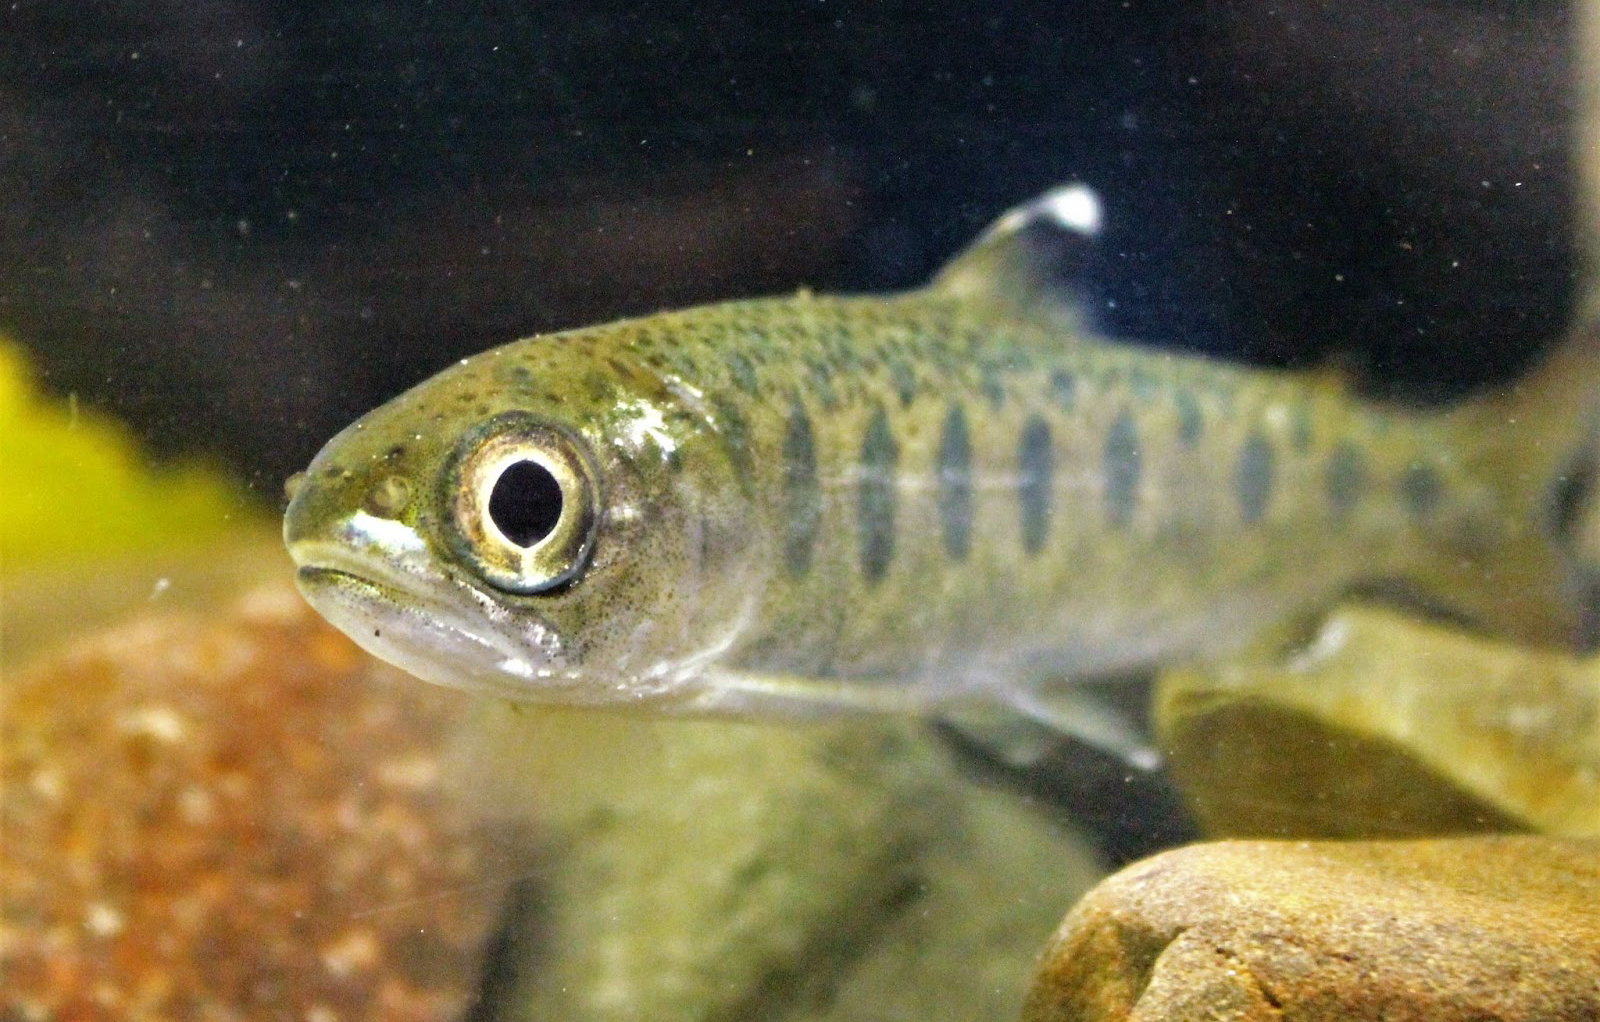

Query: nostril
[363,474,414,518]
[283,470,307,505]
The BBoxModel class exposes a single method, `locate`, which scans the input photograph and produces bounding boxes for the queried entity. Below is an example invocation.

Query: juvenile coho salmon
[283,187,1599,739]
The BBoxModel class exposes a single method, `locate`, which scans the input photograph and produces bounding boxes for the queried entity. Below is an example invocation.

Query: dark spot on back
[1018,416,1054,555]
[1104,410,1140,528]
[858,406,898,583]
[727,352,760,395]
[604,357,636,382]
[1236,431,1276,525]
[582,371,615,401]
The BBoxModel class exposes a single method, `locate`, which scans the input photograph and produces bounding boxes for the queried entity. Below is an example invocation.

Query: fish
[283,185,1600,754]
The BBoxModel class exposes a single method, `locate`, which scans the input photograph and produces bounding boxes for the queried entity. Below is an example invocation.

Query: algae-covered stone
[1156,602,1600,838]
[1024,835,1600,1022]
[0,337,252,571]
[811,790,1104,1022]
[0,336,268,669]
[457,708,1104,1022]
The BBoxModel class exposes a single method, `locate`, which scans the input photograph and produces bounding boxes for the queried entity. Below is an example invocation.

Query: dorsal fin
[930,183,1103,334]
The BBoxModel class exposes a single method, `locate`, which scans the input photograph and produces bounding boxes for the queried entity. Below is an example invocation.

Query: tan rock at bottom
[1024,836,1600,1022]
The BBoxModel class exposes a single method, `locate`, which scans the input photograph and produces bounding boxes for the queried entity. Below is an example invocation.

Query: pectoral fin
[940,677,1162,774]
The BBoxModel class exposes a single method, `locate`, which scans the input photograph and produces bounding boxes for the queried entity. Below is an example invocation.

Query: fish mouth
[289,542,574,701]
[295,564,378,590]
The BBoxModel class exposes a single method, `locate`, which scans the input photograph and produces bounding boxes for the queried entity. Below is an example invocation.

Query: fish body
[284,188,1598,722]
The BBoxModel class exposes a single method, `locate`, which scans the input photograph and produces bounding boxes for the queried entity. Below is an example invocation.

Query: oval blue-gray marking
[1236,431,1275,525]
[710,397,754,484]
[781,400,820,576]
[937,404,973,561]
[1129,367,1159,403]
[1291,404,1313,453]
[1050,369,1077,411]
[858,406,899,583]
[979,361,1006,409]
[1326,442,1367,520]
[1104,410,1141,528]
[806,358,838,410]
[1175,389,1203,447]
[1401,461,1442,520]
[1018,416,1054,554]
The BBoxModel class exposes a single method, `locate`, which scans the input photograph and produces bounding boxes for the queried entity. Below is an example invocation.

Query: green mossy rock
[456,709,1104,1022]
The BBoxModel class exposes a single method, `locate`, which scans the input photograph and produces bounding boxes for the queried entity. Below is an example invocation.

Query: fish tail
[1419,320,1600,645]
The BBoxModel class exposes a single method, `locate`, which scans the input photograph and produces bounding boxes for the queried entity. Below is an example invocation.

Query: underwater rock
[0,337,251,571]
[0,335,271,670]
[0,578,528,1021]
[458,707,1105,1022]
[1155,602,1600,838]
[1024,835,1600,1022]
[808,788,1105,1022]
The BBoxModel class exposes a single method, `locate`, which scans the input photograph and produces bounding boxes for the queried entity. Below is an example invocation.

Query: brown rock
[1024,836,1600,1022]
[1,578,529,1021]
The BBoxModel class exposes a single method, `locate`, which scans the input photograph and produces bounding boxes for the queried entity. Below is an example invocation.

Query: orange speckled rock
[1024,836,1600,1022]
[1,579,528,1021]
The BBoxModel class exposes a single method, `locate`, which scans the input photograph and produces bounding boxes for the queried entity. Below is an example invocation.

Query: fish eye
[488,460,563,546]
[446,414,598,594]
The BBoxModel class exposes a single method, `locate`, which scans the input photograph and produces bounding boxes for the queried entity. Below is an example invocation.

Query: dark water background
[0,0,1577,495]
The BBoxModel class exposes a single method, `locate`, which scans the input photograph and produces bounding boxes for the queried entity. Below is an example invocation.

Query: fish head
[283,331,764,708]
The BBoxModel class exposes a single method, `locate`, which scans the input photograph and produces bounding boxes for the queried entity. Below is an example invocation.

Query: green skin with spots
[284,282,1586,718]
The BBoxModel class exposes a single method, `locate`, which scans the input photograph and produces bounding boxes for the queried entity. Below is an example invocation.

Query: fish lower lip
[296,564,375,588]
[291,555,573,699]
[291,545,422,600]
[294,561,419,613]
[294,564,404,602]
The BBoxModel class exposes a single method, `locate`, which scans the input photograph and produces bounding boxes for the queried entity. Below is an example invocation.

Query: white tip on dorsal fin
[930,183,1104,334]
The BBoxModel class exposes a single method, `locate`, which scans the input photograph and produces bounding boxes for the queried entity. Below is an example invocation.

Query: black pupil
[488,460,563,547]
